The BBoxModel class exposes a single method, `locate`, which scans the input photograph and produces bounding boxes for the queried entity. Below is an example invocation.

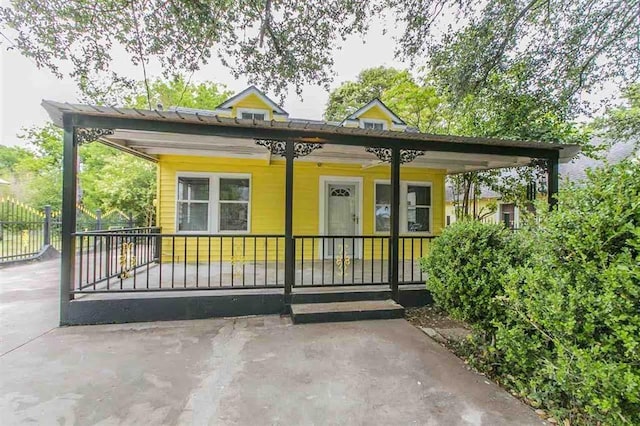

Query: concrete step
[291,286,391,304]
[291,299,404,324]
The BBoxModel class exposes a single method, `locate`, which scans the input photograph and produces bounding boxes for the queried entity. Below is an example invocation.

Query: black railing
[293,235,435,286]
[294,236,390,286]
[398,236,434,284]
[73,230,286,293]
[72,231,434,293]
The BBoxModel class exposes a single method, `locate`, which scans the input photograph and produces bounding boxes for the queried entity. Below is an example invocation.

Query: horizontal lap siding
[158,155,445,262]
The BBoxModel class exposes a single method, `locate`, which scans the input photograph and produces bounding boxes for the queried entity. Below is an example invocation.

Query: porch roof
[42,100,580,173]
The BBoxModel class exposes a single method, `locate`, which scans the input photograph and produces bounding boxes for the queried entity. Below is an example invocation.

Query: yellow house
[156,87,445,268]
[43,90,577,324]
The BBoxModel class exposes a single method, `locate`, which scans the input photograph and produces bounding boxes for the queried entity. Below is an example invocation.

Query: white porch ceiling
[103,130,535,173]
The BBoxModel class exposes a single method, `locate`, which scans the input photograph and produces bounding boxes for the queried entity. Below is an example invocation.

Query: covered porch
[43,100,578,324]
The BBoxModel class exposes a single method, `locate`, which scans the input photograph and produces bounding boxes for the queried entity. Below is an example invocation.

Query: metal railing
[72,231,286,293]
[0,198,138,263]
[293,235,434,287]
[71,231,435,293]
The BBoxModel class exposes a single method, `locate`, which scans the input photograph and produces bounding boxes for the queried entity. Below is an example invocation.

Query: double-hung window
[406,184,431,232]
[362,120,385,130]
[176,174,250,233]
[238,108,267,121]
[373,181,432,233]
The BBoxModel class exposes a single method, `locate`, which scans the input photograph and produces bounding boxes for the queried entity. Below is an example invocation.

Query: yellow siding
[158,155,446,261]
[358,105,392,126]
[230,93,275,120]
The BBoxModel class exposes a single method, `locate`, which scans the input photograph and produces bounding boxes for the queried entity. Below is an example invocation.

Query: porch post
[547,152,559,211]
[389,147,401,302]
[60,116,78,324]
[284,141,295,311]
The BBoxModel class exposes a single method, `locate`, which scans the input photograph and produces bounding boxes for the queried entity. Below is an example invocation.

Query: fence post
[43,205,52,246]
[96,209,102,231]
[128,213,134,228]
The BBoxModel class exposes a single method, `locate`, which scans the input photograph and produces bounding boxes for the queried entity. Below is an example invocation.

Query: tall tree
[325,66,589,217]
[7,76,231,222]
[2,1,637,109]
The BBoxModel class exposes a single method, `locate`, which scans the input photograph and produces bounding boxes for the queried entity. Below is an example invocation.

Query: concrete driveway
[0,260,542,425]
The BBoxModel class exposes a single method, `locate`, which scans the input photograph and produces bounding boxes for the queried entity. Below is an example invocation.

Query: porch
[42,100,578,325]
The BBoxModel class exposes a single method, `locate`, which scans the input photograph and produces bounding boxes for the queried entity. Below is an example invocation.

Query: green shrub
[494,160,640,424]
[420,220,530,328]
[421,160,640,424]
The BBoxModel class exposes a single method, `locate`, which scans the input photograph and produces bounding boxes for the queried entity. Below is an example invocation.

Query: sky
[0,15,408,147]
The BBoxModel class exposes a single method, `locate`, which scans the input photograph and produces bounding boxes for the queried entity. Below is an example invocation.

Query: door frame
[318,176,363,258]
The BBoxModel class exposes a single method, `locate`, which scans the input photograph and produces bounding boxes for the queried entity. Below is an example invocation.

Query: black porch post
[284,141,295,311]
[389,147,401,302]
[547,152,559,210]
[60,117,78,324]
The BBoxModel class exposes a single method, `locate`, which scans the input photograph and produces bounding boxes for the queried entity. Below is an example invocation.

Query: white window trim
[175,172,251,234]
[373,180,433,236]
[236,107,269,120]
[360,118,388,130]
[403,181,433,235]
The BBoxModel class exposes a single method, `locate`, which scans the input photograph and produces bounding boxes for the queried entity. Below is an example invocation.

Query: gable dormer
[341,99,407,131]
[215,86,289,121]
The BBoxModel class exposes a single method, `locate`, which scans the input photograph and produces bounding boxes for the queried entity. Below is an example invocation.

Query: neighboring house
[42,86,578,325]
[445,139,638,227]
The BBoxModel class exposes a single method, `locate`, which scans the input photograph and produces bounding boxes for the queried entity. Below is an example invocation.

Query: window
[238,108,268,121]
[374,183,391,232]
[406,184,431,232]
[177,177,209,231]
[219,178,250,231]
[373,181,432,234]
[176,174,250,233]
[241,112,265,120]
[363,121,385,130]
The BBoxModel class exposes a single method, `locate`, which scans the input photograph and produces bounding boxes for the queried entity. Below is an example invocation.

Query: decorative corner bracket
[255,139,322,158]
[75,128,115,145]
[365,147,425,164]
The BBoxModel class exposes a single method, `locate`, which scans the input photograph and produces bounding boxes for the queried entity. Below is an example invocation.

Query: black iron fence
[0,198,136,263]
[72,231,286,293]
[71,231,434,293]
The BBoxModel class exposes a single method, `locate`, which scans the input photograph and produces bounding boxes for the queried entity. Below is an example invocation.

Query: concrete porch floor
[74,258,425,292]
[0,259,543,425]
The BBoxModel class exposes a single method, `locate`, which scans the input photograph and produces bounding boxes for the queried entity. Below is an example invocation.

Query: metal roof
[41,100,581,169]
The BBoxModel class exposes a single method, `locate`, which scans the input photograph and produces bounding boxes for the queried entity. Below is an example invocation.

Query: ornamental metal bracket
[365,147,425,164]
[75,128,115,145]
[255,139,322,158]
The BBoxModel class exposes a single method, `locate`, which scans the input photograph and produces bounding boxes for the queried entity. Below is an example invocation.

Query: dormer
[341,99,407,131]
[214,86,289,121]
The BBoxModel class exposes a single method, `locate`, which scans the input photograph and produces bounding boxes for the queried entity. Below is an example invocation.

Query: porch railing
[293,235,434,286]
[72,230,433,293]
[73,230,286,293]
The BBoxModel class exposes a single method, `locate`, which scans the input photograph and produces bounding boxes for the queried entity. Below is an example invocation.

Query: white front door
[325,183,359,257]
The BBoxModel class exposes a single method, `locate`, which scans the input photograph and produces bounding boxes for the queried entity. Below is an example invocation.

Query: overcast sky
[0,15,411,147]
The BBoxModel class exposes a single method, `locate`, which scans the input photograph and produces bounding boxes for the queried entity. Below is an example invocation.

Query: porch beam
[548,151,560,210]
[60,117,78,325]
[71,114,562,160]
[389,147,401,302]
[284,140,295,311]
